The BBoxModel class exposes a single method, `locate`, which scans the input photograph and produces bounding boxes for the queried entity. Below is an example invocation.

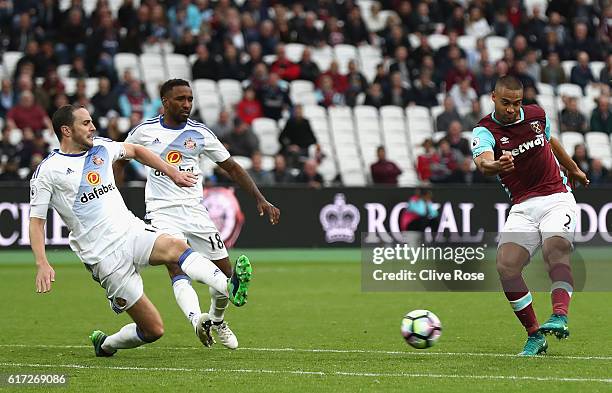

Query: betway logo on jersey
[80,183,116,203]
[502,134,545,157]
[154,166,195,177]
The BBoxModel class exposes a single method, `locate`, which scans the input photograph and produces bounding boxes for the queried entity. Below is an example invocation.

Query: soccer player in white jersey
[30,105,253,357]
[121,79,280,349]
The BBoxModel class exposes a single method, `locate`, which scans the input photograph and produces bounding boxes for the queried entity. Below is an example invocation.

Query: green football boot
[518,331,548,356]
[227,255,252,307]
[89,330,116,357]
[539,314,569,340]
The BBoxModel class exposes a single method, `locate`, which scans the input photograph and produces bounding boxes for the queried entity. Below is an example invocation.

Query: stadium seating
[457,35,477,52]
[558,83,583,98]
[114,53,141,80]
[290,80,316,105]
[140,53,166,84]
[561,61,578,81]
[2,51,22,78]
[311,45,334,73]
[560,132,584,154]
[333,44,358,74]
[164,53,192,81]
[218,79,243,108]
[284,43,305,63]
[252,118,280,156]
[4,2,612,187]
[428,34,450,51]
[586,132,612,167]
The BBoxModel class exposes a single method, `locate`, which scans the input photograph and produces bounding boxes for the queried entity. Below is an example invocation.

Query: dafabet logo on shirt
[86,171,101,186]
[165,150,182,164]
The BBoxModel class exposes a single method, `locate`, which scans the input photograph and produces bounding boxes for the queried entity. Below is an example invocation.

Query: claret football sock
[178,249,229,297]
[171,274,202,330]
[548,263,573,316]
[501,275,540,335]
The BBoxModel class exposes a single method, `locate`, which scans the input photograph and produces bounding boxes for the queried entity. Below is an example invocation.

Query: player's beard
[75,132,94,150]
[169,109,190,124]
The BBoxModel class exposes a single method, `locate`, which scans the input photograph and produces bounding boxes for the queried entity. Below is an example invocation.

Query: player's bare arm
[549,137,590,188]
[474,150,514,176]
[217,157,280,225]
[112,159,127,186]
[29,217,55,293]
[122,143,197,187]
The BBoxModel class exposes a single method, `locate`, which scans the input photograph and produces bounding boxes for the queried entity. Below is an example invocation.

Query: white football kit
[125,116,230,260]
[29,137,161,313]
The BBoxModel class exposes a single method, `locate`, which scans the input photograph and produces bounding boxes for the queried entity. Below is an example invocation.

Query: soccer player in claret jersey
[30,105,253,357]
[121,79,280,349]
[472,76,589,356]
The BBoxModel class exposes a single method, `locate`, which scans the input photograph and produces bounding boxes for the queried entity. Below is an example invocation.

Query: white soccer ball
[400,309,442,349]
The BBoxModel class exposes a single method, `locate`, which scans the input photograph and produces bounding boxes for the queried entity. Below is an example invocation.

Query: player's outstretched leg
[206,257,238,349]
[207,286,238,349]
[518,331,548,356]
[90,330,114,357]
[540,238,573,340]
[497,243,543,354]
[150,236,253,307]
[165,263,216,347]
[149,236,232,301]
[90,294,164,357]
[227,255,252,307]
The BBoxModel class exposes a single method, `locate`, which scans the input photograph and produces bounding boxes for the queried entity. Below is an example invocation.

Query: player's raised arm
[549,137,590,187]
[474,150,515,176]
[472,125,514,176]
[30,217,55,293]
[217,157,280,225]
[121,142,197,187]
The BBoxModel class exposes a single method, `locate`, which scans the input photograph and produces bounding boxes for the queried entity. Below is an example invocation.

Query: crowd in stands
[1,0,612,185]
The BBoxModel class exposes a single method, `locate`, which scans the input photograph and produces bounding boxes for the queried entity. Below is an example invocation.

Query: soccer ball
[401,309,442,349]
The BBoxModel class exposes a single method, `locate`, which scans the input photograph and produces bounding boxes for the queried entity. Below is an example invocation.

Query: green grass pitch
[0,248,611,392]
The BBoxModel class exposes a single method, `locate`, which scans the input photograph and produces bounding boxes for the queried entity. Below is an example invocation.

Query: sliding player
[30,105,252,357]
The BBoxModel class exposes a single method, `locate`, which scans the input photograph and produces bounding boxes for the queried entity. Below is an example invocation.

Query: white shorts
[86,220,162,314]
[499,192,577,256]
[146,204,229,261]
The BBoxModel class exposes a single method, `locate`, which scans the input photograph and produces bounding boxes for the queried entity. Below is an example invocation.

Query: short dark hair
[495,75,523,92]
[160,78,190,98]
[52,105,79,142]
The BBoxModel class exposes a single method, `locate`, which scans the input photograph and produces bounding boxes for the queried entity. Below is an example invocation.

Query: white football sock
[172,275,202,330]
[102,323,146,352]
[179,250,229,297]
[209,286,229,323]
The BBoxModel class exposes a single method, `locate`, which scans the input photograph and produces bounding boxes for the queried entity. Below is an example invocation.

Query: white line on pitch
[0,362,610,383]
[1,344,612,361]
